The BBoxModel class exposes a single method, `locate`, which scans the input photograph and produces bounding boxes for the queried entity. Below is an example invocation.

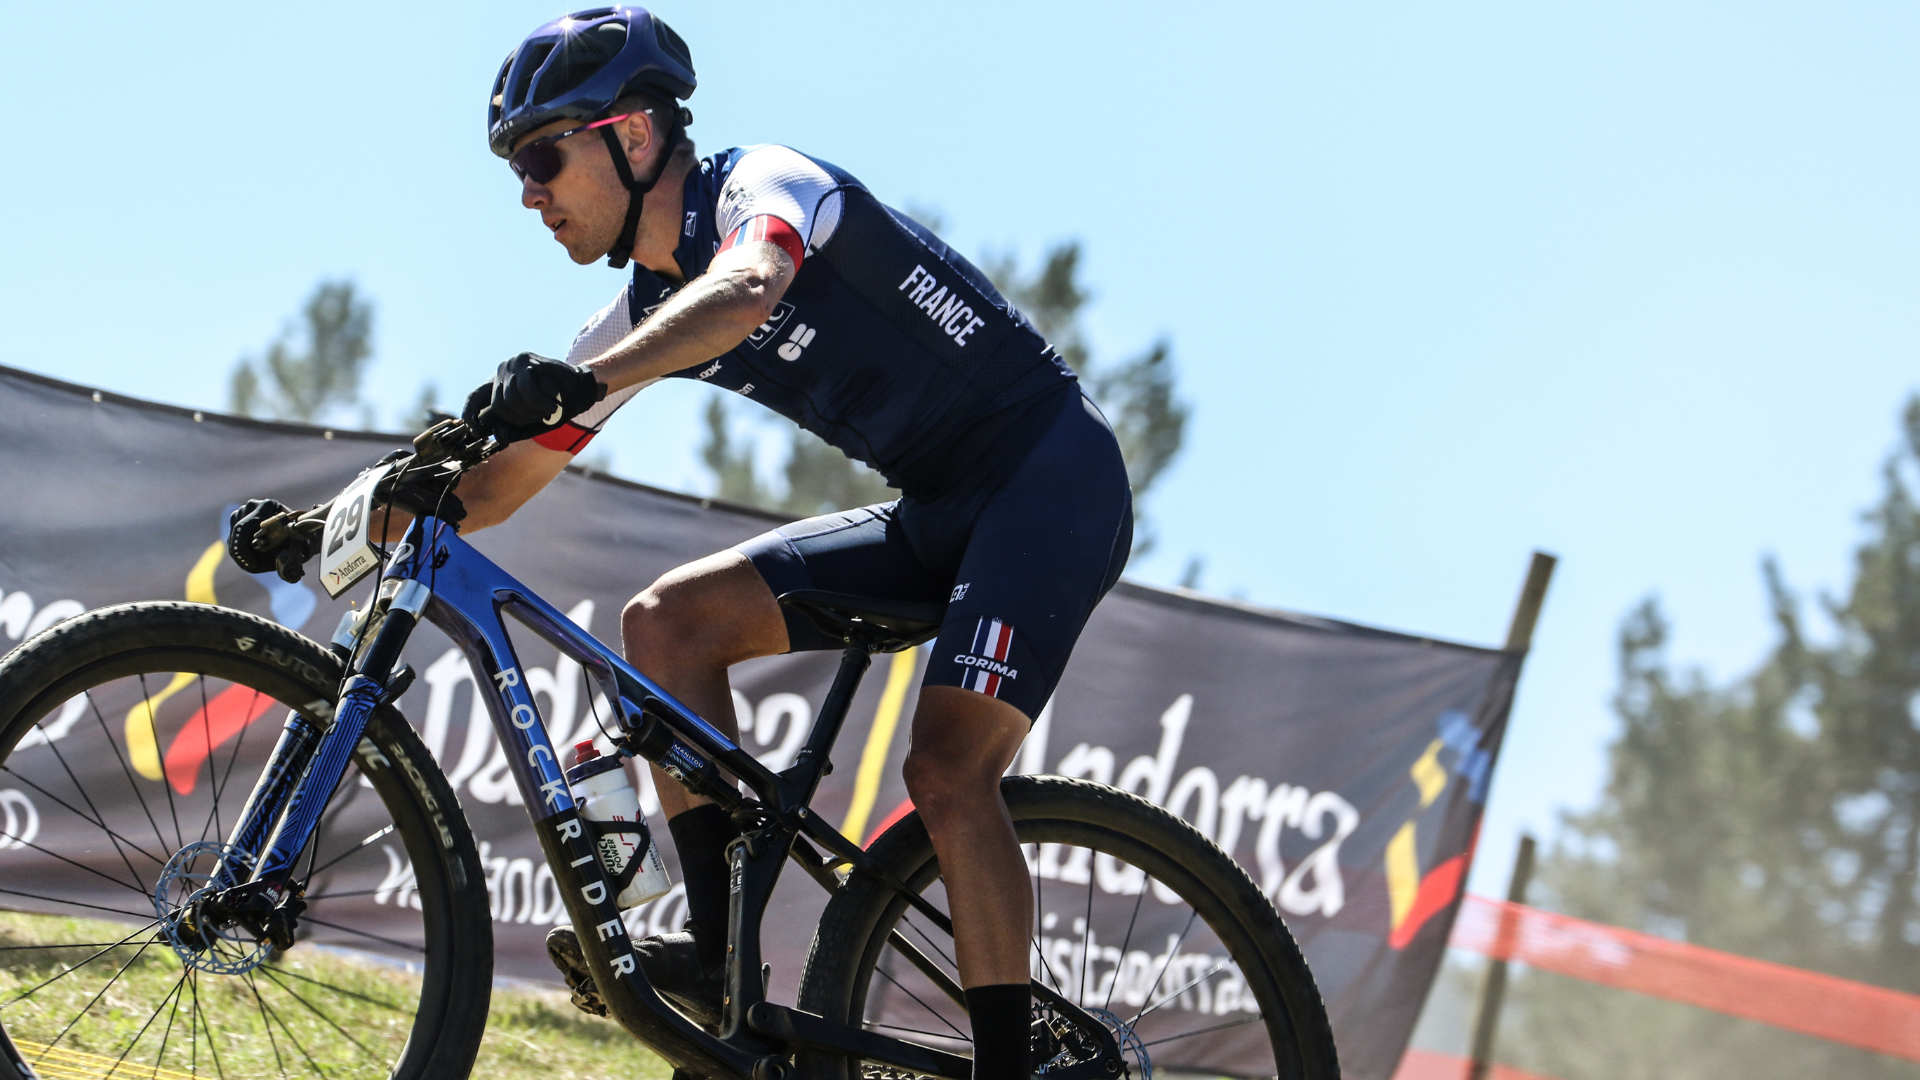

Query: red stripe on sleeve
[533,422,597,454]
[720,214,805,269]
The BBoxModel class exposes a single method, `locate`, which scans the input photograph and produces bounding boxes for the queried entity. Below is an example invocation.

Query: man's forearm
[585,242,793,392]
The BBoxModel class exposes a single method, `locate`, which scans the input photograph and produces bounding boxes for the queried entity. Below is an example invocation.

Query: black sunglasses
[508,113,633,184]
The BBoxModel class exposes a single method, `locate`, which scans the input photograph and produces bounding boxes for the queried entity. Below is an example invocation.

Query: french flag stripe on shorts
[963,617,1014,698]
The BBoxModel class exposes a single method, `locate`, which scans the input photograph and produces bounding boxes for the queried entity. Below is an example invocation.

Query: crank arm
[745,1002,971,1080]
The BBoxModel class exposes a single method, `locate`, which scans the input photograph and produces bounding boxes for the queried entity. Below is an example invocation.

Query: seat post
[782,647,873,810]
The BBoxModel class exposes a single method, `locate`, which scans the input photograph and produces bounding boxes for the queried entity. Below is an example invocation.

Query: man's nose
[521,175,550,209]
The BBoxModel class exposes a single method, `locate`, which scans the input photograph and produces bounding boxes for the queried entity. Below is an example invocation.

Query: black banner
[0,367,1523,1079]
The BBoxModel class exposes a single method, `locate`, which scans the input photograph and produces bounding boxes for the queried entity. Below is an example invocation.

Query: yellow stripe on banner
[13,1038,198,1079]
[1384,820,1420,930]
[1410,737,1448,808]
[124,540,225,780]
[839,648,920,846]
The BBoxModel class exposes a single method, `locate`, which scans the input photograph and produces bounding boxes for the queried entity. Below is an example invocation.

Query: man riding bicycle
[236,8,1131,1078]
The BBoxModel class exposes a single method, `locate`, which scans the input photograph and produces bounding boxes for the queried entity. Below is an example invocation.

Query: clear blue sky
[4,1,1916,897]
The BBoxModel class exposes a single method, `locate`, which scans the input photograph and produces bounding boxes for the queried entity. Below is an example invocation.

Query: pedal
[546,925,608,1017]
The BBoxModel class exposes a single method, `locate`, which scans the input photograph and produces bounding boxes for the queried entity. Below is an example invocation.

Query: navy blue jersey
[558,145,1076,496]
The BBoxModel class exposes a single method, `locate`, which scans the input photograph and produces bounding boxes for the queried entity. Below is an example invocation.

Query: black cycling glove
[461,352,605,444]
[228,499,322,584]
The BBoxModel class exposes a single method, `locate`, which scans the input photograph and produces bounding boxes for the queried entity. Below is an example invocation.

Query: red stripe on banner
[991,620,1012,661]
[533,422,596,454]
[720,214,805,268]
[1389,851,1470,949]
[1392,1049,1559,1080]
[865,798,916,847]
[163,684,281,795]
[1450,895,1920,1061]
[982,672,1000,698]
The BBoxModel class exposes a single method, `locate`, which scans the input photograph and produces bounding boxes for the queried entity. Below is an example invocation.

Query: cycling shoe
[546,925,607,1017]
[546,926,723,1027]
[636,931,724,1028]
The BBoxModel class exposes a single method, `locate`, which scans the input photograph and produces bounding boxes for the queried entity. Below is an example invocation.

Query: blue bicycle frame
[203,510,1007,1080]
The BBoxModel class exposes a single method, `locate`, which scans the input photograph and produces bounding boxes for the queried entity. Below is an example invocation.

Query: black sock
[965,983,1031,1080]
[667,804,736,969]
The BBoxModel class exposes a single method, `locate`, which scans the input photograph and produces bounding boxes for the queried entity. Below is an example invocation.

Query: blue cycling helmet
[489,7,697,268]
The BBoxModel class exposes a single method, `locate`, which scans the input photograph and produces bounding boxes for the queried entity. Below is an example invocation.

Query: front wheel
[0,602,493,1080]
[797,775,1340,1080]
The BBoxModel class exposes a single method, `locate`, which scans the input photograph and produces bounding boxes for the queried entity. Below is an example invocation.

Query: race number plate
[317,464,392,599]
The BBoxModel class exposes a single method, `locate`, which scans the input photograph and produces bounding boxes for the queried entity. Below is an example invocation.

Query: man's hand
[462,353,605,444]
[228,499,322,584]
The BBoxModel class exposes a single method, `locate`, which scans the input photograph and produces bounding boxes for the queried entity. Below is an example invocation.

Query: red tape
[1449,894,1920,1061]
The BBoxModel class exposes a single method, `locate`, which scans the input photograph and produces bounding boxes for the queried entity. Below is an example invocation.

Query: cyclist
[237,8,1131,1078]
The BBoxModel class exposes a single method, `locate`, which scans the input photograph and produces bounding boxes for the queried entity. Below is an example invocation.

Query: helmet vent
[653,19,691,68]
[507,42,554,113]
[534,21,627,106]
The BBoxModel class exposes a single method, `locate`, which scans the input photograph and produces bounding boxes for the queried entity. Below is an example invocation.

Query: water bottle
[566,740,672,908]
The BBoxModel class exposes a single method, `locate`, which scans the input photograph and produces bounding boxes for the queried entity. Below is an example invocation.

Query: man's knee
[619,552,786,666]
[903,739,1009,829]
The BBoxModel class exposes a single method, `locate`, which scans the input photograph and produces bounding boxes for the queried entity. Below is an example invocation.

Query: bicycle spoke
[298,915,428,955]
[1103,870,1150,1013]
[0,941,146,953]
[1125,908,1199,1028]
[1,762,166,870]
[249,971,331,1077]
[245,970,291,1076]
[869,961,969,1042]
[193,968,231,1080]
[35,695,173,887]
[153,959,190,1075]
[864,1018,974,1044]
[90,687,173,860]
[195,675,222,845]
[38,934,163,1055]
[1079,858,1095,1006]
[2,920,162,1009]
[2,829,155,898]
[107,966,190,1074]
[270,964,412,1014]
[204,688,266,840]
[1139,1013,1263,1048]
[0,885,159,922]
[303,823,394,882]
[899,912,959,973]
[259,964,380,1061]
[1132,957,1231,1025]
[137,673,188,852]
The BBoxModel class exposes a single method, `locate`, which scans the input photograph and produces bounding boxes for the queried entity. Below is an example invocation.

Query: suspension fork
[213,579,430,894]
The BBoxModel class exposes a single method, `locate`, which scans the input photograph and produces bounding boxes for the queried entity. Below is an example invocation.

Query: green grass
[0,910,673,1079]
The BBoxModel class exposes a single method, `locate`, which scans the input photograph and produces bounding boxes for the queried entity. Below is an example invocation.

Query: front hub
[153,841,293,975]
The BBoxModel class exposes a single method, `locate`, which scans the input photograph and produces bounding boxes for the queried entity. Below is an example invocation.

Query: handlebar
[252,418,499,548]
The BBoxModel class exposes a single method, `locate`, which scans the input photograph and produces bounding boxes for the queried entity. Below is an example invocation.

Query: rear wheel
[0,602,493,1080]
[797,775,1339,1080]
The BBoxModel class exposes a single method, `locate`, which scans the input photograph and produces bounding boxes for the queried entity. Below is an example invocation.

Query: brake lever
[411,417,494,468]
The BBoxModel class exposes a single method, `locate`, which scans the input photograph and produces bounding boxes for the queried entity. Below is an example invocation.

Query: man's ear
[621,109,659,172]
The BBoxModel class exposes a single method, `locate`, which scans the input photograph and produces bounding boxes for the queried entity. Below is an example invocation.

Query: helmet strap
[598,111,682,271]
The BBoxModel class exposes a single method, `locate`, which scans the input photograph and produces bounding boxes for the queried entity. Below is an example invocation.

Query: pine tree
[229,280,375,426]
[1495,398,1920,1080]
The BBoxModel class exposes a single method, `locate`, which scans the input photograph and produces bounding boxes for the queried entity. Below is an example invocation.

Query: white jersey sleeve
[715,145,845,256]
[560,283,650,434]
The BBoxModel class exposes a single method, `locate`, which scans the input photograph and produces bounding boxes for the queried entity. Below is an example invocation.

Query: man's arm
[435,233,797,539]
[373,439,574,541]
[584,239,797,392]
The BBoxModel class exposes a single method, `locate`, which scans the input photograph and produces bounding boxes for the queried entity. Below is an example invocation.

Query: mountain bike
[0,420,1339,1080]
